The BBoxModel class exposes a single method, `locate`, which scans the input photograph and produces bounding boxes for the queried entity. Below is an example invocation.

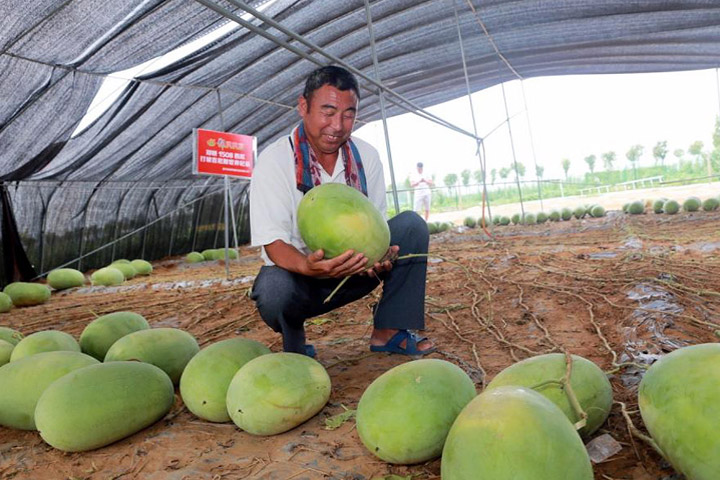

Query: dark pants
[250,211,429,354]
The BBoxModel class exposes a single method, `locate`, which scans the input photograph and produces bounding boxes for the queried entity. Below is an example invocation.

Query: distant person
[410,162,434,221]
[248,65,435,358]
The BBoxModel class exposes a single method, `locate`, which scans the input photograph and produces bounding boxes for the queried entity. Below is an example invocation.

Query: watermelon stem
[528,353,589,431]
[562,351,588,430]
[617,401,665,458]
[323,276,351,304]
[323,254,435,304]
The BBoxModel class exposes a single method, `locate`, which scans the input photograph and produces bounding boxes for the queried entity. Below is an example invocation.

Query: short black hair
[417,162,424,168]
[303,65,360,103]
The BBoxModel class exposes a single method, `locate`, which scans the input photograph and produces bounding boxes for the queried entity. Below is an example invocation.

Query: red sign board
[193,128,255,178]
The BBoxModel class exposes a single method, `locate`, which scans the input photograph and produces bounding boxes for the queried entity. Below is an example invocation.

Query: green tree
[689,140,704,158]
[561,158,571,180]
[512,161,526,178]
[443,173,458,190]
[535,165,544,178]
[499,167,511,180]
[673,148,685,163]
[584,154,596,175]
[601,151,616,171]
[712,116,720,172]
[652,141,668,166]
[490,168,497,185]
[461,169,471,187]
[473,169,484,184]
[626,144,644,180]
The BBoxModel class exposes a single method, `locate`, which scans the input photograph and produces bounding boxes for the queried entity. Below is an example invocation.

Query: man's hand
[304,249,368,278]
[361,245,400,278]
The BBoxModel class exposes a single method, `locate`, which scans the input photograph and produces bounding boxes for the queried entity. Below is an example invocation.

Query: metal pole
[452,0,493,226]
[500,80,525,219]
[716,68,720,116]
[216,89,230,279]
[140,185,154,260]
[364,0,400,215]
[194,0,482,142]
[168,209,177,257]
[520,81,544,210]
[227,180,240,254]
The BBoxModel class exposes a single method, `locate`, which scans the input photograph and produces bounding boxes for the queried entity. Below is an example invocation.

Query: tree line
[407,116,720,190]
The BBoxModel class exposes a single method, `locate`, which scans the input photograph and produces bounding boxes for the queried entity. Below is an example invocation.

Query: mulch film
[1,210,719,479]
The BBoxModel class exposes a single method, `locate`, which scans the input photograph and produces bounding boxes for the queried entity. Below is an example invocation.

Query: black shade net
[1,0,719,285]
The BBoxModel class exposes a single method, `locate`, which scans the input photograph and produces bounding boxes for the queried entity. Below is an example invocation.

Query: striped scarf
[292,122,367,196]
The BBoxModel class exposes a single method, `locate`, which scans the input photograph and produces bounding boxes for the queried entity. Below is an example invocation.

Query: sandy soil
[2,208,720,479]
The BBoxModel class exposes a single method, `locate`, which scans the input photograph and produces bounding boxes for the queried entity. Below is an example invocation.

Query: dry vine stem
[617,401,665,458]
[529,351,588,431]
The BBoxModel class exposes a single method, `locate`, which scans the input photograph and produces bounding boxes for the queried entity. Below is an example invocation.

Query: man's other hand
[361,245,400,278]
[304,249,368,278]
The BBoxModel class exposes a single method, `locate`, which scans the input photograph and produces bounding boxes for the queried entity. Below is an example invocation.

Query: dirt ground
[2,207,720,479]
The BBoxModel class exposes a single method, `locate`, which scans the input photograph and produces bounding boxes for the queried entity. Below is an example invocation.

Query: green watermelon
[10,330,80,362]
[628,201,645,214]
[702,197,719,211]
[79,311,150,361]
[356,359,476,464]
[226,352,331,435]
[0,351,99,430]
[3,282,51,307]
[639,344,720,480]
[683,197,701,212]
[297,183,390,267]
[441,386,593,479]
[91,267,125,286]
[130,259,152,275]
[0,339,13,366]
[104,328,199,384]
[590,205,605,218]
[180,338,271,422]
[47,268,86,290]
[0,326,23,345]
[486,353,612,437]
[110,261,137,280]
[0,293,12,313]
[185,252,204,263]
[35,362,174,451]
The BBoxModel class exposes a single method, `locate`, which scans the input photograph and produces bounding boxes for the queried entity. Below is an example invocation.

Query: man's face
[298,85,358,156]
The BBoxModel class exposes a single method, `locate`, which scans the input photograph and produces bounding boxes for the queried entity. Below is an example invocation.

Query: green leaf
[324,405,356,430]
[307,317,332,326]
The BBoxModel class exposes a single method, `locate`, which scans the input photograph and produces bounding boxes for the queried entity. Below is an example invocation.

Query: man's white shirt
[249,133,387,266]
[411,171,432,197]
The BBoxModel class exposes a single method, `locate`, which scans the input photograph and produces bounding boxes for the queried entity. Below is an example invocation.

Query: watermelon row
[624,195,720,214]
[0,260,154,313]
[0,316,329,452]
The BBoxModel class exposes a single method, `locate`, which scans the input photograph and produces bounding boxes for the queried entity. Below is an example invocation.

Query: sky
[354,68,720,188]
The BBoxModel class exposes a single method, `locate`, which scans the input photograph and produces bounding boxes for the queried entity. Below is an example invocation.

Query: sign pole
[227,180,240,259]
[193,126,254,277]
[223,175,231,279]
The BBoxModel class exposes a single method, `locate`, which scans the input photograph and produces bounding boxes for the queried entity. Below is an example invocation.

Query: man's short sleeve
[355,139,388,220]
[249,140,295,248]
